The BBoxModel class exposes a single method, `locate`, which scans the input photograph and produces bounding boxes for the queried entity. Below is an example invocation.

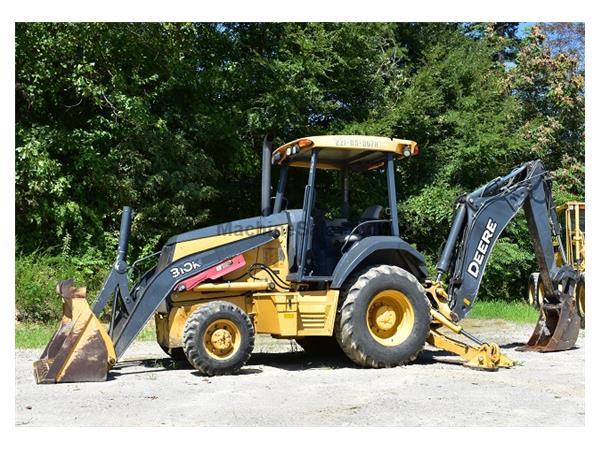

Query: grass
[15,321,157,349]
[15,322,57,348]
[16,252,110,323]
[469,300,539,323]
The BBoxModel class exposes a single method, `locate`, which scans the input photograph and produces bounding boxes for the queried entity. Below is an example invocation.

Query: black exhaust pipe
[261,134,274,216]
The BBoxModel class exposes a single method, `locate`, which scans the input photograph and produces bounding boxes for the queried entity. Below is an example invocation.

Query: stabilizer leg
[424,282,513,371]
[428,309,514,371]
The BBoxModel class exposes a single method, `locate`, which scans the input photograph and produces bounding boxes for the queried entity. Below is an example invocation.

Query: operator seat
[338,205,384,252]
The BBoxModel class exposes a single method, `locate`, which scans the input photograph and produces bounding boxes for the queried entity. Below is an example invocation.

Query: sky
[517,22,535,38]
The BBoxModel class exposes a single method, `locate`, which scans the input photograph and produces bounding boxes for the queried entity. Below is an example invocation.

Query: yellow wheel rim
[527,282,536,307]
[577,281,585,318]
[366,290,414,347]
[537,283,545,308]
[203,319,241,360]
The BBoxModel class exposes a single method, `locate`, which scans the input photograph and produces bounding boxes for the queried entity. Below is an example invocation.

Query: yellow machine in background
[528,201,585,326]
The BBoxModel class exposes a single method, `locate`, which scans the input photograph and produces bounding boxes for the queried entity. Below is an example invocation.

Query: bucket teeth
[33,280,116,383]
[518,293,580,352]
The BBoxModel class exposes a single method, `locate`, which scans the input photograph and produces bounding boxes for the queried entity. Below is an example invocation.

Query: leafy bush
[478,238,536,302]
[15,251,109,322]
[398,182,462,253]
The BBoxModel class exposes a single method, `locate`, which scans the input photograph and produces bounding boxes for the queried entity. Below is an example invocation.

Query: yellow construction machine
[527,201,585,327]
[34,135,581,383]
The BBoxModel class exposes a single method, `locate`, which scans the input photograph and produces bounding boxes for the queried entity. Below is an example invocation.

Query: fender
[331,236,428,289]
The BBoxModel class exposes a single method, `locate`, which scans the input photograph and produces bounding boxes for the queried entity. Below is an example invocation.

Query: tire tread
[335,265,431,368]
[182,301,254,376]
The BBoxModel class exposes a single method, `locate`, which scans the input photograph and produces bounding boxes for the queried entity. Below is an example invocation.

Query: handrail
[340,219,391,254]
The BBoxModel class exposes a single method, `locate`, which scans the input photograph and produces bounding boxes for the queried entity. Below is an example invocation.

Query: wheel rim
[527,281,536,307]
[537,283,545,308]
[577,281,585,318]
[366,290,415,347]
[203,319,241,360]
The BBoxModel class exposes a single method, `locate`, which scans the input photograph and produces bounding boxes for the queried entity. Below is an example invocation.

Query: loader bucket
[518,293,580,352]
[33,280,116,383]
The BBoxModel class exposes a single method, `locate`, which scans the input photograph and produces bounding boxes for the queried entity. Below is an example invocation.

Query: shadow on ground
[110,350,356,379]
[109,357,193,380]
[247,351,355,370]
[108,345,496,379]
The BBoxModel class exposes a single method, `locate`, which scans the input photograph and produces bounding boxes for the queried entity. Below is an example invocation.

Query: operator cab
[264,135,419,281]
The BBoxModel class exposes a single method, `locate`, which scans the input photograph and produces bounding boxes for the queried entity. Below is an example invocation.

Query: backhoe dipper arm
[435,160,574,320]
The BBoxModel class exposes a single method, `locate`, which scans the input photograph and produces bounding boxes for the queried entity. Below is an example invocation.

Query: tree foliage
[15,22,584,302]
[538,22,584,67]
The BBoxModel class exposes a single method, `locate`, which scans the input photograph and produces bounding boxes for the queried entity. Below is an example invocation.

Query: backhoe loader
[34,135,581,383]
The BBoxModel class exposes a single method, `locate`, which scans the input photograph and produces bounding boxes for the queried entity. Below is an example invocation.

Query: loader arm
[107,228,280,359]
[33,209,280,383]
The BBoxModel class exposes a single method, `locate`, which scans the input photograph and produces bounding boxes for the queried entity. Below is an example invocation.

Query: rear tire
[335,265,431,368]
[182,301,254,376]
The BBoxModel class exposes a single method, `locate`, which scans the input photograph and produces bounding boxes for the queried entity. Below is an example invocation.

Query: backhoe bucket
[33,280,116,383]
[519,293,580,352]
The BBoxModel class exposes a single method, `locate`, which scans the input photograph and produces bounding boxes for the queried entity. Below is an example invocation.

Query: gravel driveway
[15,319,585,426]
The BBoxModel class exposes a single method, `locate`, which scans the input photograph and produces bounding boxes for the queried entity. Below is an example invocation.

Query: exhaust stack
[261,134,274,216]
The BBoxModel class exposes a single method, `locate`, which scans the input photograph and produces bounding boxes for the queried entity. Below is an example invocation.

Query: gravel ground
[15,319,585,426]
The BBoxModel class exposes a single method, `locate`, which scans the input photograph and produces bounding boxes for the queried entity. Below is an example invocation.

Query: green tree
[15,22,585,305]
[16,23,401,258]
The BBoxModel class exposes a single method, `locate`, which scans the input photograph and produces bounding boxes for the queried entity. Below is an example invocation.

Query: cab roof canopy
[272,135,419,171]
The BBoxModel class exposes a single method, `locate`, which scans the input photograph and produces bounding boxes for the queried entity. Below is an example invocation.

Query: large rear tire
[335,265,431,368]
[182,301,254,376]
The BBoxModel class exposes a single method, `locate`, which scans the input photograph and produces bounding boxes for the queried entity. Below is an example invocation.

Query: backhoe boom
[436,160,577,319]
[430,160,580,357]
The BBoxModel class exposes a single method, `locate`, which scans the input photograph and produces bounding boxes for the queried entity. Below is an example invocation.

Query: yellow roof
[272,135,419,170]
[556,201,585,213]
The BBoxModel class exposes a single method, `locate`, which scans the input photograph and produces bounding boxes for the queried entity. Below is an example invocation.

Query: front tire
[335,265,431,368]
[182,301,255,376]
